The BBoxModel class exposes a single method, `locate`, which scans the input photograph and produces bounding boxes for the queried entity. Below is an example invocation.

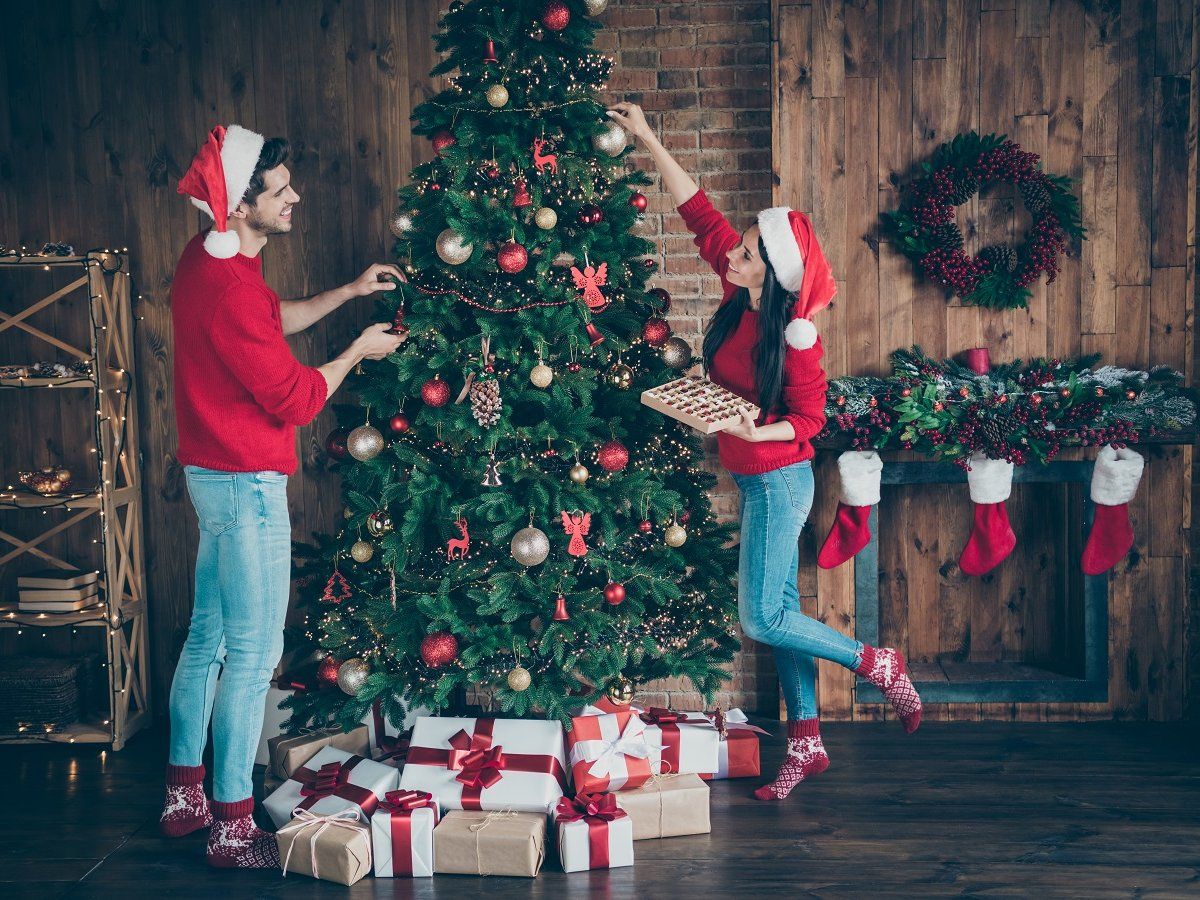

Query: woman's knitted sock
[856,645,922,733]
[206,799,280,869]
[159,764,213,837]
[753,718,829,801]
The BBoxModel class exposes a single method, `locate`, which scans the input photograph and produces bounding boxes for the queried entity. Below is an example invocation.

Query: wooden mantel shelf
[811,430,1197,453]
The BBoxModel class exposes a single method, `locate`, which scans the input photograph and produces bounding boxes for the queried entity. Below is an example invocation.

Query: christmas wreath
[820,347,1195,467]
[882,132,1085,310]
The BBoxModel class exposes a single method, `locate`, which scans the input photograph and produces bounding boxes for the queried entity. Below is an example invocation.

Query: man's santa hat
[757,206,837,350]
[177,124,266,259]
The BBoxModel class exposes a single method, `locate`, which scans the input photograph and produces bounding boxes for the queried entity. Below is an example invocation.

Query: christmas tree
[286,0,739,731]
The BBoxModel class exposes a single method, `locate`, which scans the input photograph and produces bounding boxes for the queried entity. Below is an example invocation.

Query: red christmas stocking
[958,452,1017,577]
[817,451,882,569]
[1081,445,1144,575]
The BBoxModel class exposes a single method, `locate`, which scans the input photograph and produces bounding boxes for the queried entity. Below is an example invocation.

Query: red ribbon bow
[453,744,507,790]
[299,761,343,799]
[291,755,380,818]
[555,792,626,869]
[381,789,435,813]
[639,707,683,726]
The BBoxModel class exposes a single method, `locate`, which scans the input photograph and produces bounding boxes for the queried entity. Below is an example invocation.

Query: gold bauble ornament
[529,363,554,389]
[337,657,370,695]
[435,228,474,265]
[534,207,558,230]
[510,526,550,566]
[485,83,510,108]
[389,209,415,237]
[592,121,628,157]
[343,507,354,519]
[507,665,532,692]
[350,539,375,563]
[347,424,385,460]
[569,462,590,484]
[366,511,393,537]
[661,336,692,369]
[606,676,635,706]
[607,362,633,390]
[584,0,609,14]
[664,523,688,547]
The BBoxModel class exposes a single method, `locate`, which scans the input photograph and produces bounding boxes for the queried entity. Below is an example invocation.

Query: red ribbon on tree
[378,789,438,877]
[555,792,627,870]
[292,756,381,818]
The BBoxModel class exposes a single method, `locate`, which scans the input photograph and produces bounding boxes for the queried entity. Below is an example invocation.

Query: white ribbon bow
[278,806,364,878]
[572,714,662,779]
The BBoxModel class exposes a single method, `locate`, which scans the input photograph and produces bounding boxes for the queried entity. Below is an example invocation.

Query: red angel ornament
[570,262,608,312]
[560,510,591,557]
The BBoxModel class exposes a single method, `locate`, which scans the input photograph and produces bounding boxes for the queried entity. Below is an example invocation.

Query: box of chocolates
[640,376,760,434]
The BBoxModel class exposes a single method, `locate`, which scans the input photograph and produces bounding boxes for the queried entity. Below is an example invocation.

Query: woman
[607,102,922,800]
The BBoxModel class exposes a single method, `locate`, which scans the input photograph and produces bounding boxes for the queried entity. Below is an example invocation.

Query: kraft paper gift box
[399,716,568,813]
[613,773,711,840]
[567,710,663,794]
[698,709,767,780]
[638,707,720,776]
[433,810,546,878]
[553,793,635,873]
[268,725,371,780]
[276,808,373,886]
[370,789,439,878]
[264,745,398,829]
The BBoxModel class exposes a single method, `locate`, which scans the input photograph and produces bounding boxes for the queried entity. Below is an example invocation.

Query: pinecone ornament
[946,169,979,205]
[469,376,502,427]
[979,244,1017,273]
[1019,177,1051,213]
[929,223,964,251]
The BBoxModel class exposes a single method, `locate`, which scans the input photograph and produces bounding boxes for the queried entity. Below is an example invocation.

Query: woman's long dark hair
[701,237,795,417]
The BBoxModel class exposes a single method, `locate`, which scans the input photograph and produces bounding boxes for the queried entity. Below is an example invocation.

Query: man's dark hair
[244,138,290,205]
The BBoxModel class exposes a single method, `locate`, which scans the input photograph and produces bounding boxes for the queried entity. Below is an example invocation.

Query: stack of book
[17,569,100,612]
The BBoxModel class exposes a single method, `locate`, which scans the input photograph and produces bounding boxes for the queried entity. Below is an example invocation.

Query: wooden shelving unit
[0,251,149,750]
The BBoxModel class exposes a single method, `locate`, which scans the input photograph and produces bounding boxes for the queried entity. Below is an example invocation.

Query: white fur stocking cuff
[965,451,1013,504]
[837,450,882,507]
[1090,445,1144,506]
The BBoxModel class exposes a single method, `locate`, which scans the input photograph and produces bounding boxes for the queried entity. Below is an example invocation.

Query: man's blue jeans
[732,461,863,720]
[168,467,292,802]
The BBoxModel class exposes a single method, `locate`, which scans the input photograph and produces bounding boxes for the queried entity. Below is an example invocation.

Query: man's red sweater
[171,232,327,475]
[677,190,828,476]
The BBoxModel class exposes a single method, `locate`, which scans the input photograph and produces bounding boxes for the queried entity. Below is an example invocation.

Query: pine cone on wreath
[469,377,502,427]
[1019,177,1051,214]
[979,415,1013,448]
[979,244,1017,273]
[929,223,964,251]
[946,169,979,205]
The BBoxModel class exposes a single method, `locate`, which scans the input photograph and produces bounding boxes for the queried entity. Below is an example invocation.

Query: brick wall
[598,0,776,714]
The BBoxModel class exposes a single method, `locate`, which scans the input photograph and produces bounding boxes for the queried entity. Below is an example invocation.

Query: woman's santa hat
[757,206,837,350]
[176,124,266,259]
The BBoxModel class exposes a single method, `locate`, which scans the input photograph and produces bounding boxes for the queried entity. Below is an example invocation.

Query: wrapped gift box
[613,773,710,840]
[264,745,397,829]
[255,685,294,767]
[567,710,662,794]
[268,726,371,780]
[699,709,767,780]
[399,716,568,813]
[433,810,545,877]
[554,793,634,873]
[276,808,372,886]
[638,708,720,776]
[370,790,439,878]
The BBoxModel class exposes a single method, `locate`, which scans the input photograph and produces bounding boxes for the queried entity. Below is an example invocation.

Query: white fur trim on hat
[204,229,241,259]
[189,124,265,220]
[784,317,818,350]
[837,450,883,507]
[1090,445,1144,506]
[965,451,1013,504]
[757,206,805,292]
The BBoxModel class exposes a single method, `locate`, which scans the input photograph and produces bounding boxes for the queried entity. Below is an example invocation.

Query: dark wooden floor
[5,722,1200,898]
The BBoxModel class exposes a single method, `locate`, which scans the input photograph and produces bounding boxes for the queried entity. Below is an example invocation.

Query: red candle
[964,347,991,375]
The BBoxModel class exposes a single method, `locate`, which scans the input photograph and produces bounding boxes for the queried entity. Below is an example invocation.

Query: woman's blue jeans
[732,461,863,720]
[168,466,292,802]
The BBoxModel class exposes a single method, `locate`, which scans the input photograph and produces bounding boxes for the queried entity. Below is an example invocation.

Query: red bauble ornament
[431,130,456,153]
[389,414,411,434]
[567,362,581,373]
[642,317,671,347]
[647,287,671,313]
[578,204,603,226]
[629,191,648,212]
[542,0,570,31]
[597,440,629,472]
[485,165,501,179]
[420,632,459,668]
[552,594,570,621]
[318,655,341,686]
[638,520,653,533]
[325,427,350,460]
[421,375,452,407]
[497,240,529,273]
[604,582,626,606]
[643,258,657,270]
[679,509,691,524]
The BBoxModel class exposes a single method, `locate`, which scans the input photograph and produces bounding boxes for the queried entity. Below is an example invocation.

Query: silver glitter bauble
[530,363,553,388]
[389,209,415,237]
[584,0,609,14]
[436,228,474,265]
[350,539,375,563]
[486,84,510,108]
[511,526,550,566]
[664,523,688,547]
[507,666,532,692]
[661,336,692,369]
[592,121,628,157]
[347,424,385,460]
[534,207,558,230]
[337,657,370,695]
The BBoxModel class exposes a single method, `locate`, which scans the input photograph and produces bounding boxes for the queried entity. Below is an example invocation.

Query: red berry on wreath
[325,427,350,460]
[389,414,411,434]
[629,191,648,212]
[318,655,341,686]
[431,130,456,153]
[1060,388,1071,398]
[642,317,671,347]
[542,0,570,31]
[420,632,459,668]
[597,439,629,472]
[1126,389,1137,400]
[958,387,970,398]
[422,375,452,407]
[604,582,626,606]
[900,388,912,397]
[497,240,529,273]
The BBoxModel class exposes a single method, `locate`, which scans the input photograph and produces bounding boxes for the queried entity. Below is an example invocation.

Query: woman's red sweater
[677,190,828,475]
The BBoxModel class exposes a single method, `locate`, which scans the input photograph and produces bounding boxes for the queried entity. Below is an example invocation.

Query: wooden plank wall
[772,0,1198,720]
[0,0,441,705]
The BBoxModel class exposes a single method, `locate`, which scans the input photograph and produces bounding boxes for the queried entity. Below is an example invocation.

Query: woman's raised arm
[606,102,699,208]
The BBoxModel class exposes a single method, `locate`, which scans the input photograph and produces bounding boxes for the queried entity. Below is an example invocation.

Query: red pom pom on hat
[177,124,265,258]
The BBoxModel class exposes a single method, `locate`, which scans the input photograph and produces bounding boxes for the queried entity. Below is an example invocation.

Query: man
[160,124,406,868]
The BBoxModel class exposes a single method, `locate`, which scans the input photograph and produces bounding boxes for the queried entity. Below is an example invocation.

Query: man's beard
[246,207,292,236]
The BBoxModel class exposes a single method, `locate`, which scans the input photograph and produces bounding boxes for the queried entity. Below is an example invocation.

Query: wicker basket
[0,657,82,733]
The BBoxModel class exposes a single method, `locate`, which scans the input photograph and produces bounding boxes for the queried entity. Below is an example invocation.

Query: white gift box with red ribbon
[264,745,398,829]
[637,707,721,776]
[398,716,568,814]
[554,793,635,872]
[370,790,439,878]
